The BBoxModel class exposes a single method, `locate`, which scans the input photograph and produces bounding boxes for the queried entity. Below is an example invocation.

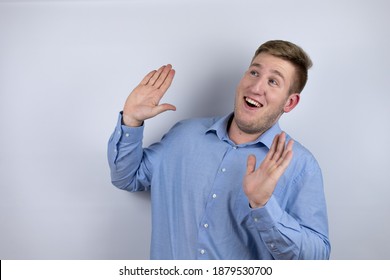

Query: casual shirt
[107,112,330,259]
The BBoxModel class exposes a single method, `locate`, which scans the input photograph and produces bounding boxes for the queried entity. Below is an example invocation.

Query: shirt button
[125,133,130,137]
[200,249,205,255]
[233,146,237,150]
[212,194,217,199]
[204,223,209,228]
[221,168,226,172]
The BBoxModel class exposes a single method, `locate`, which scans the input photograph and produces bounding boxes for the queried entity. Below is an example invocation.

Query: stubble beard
[233,104,285,136]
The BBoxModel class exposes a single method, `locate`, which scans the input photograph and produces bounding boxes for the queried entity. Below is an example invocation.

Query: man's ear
[283,93,300,113]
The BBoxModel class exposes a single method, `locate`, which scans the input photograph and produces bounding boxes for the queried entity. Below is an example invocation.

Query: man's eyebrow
[250,63,285,81]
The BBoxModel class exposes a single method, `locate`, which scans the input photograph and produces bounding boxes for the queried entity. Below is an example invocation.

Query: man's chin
[233,118,264,135]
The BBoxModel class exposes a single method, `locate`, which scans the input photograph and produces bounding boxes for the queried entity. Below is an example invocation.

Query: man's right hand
[122,64,176,127]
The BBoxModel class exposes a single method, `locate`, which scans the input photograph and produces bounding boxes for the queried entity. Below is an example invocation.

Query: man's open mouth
[244,97,262,108]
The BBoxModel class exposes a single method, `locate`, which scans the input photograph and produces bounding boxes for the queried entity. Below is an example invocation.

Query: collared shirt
[108,113,330,259]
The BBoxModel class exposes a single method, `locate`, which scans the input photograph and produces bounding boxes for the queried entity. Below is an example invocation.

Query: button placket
[196,144,239,259]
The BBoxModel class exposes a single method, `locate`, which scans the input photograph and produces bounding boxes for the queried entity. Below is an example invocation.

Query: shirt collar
[206,113,282,149]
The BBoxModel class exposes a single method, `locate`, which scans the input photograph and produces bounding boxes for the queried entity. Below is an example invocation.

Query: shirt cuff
[250,196,283,231]
[115,112,144,143]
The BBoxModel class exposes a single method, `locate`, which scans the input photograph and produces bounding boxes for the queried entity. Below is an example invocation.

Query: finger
[147,65,166,86]
[264,133,280,161]
[154,64,173,89]
[140,70,157,85]
[246,154,257,175]
[271,132,286,161]
[159,68,175,93]
[277,139,294,165]
[277,150,293,171]
[286,139,294,152]
[270,149,293,182]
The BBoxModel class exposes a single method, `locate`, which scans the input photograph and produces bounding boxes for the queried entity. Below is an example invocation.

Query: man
[107,40,331,259]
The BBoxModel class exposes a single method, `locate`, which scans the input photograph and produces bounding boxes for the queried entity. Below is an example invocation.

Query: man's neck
[227,118,264,145]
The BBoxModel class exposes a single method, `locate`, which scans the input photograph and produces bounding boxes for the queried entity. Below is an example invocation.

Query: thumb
[246,154,256,175]
[151,103,176,116]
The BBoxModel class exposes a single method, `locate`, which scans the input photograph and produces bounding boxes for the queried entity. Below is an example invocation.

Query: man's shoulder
[158,116,222,146]
[169,116,222,134]
[287,136,321,171]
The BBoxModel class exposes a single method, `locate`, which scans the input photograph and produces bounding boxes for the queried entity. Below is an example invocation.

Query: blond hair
[253,40,313,94]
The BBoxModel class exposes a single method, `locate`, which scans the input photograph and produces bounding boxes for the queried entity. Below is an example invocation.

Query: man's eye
[249,70,258,77]
[269,79,278,86]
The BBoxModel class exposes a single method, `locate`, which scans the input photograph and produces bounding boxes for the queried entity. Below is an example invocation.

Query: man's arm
[243,133,330,259]
[107,65,176,191]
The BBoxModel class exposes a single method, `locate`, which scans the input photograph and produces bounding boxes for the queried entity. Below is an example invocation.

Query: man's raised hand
[122,64,176,127]
[243,132,294,208]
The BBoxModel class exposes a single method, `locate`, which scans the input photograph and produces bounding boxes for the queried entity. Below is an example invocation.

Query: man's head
[252,40,312,95]
[229,40,312,144]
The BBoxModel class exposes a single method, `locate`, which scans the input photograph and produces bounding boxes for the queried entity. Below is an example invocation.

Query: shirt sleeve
[107,112,154,192]
[244,158,331,260]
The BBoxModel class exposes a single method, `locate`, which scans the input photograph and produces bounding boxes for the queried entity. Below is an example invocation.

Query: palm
[243,132,294,208]
[122,64,176,127]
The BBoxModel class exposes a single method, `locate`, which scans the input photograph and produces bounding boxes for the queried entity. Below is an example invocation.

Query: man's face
[232,52,298,136]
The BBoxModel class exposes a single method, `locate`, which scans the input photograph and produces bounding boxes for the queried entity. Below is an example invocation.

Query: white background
[0,0,389,259]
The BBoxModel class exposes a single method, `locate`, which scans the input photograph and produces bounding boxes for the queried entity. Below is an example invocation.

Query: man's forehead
[251,53,295,80]
[250,62,286,81]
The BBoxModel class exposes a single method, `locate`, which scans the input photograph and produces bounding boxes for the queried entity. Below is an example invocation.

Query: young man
[108,40,331,259]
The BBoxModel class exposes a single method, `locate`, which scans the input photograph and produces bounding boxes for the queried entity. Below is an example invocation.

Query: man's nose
[249,78,266,95]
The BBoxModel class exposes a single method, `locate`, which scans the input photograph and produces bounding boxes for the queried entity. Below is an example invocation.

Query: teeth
[245,97,260,107]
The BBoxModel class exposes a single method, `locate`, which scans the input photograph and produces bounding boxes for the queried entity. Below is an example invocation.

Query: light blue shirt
[108,113,330,259]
